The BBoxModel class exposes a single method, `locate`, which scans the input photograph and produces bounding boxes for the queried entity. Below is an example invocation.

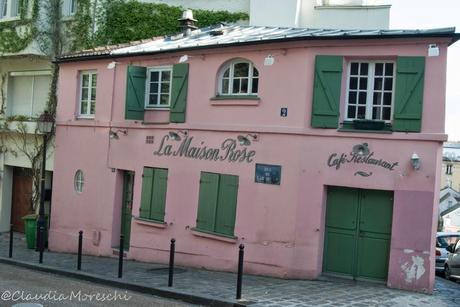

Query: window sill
[76,115,95,120]
[338,128,393,134]
[339,121,392,134]
[191,227,237,243]
[210,95,260,106]
[0,16,20,23]
[134,216,167,229]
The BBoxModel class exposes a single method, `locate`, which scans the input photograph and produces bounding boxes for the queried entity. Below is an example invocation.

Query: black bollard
[77,231,83,270]
[118,234,124,278]
[38,226,45,264]
[236,244,245,300]
[9,224,13,258]
[168,238,176,287]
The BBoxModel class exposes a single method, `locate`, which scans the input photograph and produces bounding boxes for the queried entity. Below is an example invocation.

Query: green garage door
[323,186,393,281]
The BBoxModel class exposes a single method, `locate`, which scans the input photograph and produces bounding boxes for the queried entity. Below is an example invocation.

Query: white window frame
[74,170,84,193]
[8,70,52,118]
[345,60,396,123]
[145,66,173,109]
[78,70,97,118]
[62,0,77,17]
[0,0,20,20]
[217,59,259,96]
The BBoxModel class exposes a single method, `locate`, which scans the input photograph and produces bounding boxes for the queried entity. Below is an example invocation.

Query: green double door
[323,186,393,281]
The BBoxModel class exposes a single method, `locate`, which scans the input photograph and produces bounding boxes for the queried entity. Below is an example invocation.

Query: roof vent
[179,10,198,37]
[210,24,226,36]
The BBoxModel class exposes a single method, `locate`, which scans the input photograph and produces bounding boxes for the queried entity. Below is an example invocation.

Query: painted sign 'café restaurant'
[49,21,459,293]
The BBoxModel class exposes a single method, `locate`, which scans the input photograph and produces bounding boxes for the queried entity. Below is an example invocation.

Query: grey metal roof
[59,25,460,62]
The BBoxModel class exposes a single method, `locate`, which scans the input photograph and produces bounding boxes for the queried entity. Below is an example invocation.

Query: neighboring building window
[62,0,77,16]
[74,170,84,193]
[139,167,168,222]
[195,172,239,237]
[0,0,19,19]
[446,164,453,175]
[79,71,97,117]
[8,71,51,118]
[218,60,259,96]
[145,66,172,108]
[346,61,395,122]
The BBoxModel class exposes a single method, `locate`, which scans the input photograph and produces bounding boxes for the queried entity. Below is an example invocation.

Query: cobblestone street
[1,232,459,306]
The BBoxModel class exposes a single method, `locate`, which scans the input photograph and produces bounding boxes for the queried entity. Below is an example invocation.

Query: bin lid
[21,214,38,220]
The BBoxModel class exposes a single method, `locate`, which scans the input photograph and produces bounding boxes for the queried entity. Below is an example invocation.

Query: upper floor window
[79,71,97,118]
[62,0,77,17]
[8,71,51,118]
[0,0,20,20]
[145,66,172,109]
[345,61,395,122]
[311,55,425,132]
[218,60,259,96]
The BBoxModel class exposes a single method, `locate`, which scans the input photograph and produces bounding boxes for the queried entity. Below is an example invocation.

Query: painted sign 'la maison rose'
[154,135,256,163]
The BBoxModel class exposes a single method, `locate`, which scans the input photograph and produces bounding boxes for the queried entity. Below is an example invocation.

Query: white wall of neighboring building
[250,0,390,29]
[0,57,54,232]
[250,0,301,27]
[443,207,460,232]
[310,5,389,29]
[142,0,250,12]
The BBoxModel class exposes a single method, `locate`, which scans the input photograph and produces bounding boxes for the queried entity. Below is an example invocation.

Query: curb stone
[0,257,252,307]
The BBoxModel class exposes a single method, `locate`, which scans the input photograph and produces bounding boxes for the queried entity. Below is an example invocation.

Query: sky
[388,0,460,140]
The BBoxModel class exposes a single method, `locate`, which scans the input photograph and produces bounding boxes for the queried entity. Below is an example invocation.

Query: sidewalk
[1,232,459,307]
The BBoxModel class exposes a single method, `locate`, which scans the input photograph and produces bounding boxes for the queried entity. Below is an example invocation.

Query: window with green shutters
[125,63,189,123]
[311,55,425,132]
[139,167,168,222]
[196,172,239,237]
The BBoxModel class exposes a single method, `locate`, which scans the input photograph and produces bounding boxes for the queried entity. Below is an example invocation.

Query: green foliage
[0,0,38,54]
[70,0,94,51]
[94,0,248,46]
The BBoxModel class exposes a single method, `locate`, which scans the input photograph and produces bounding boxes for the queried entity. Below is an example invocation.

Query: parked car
[436,232,460,273]
[445,239,460,281]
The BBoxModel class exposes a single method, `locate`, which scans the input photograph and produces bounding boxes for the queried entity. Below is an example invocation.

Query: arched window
[218,60,259,96]
[74,170,84,193]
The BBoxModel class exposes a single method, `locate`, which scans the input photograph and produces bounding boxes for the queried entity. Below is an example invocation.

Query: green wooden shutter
[196,172,219,232]
[139,167,154,219]
[170,63,189,123]
[311,55,343,128]
[393,56,425,132]
[215,174,239,236]
[125,65,146,120]
[150,168,168,222]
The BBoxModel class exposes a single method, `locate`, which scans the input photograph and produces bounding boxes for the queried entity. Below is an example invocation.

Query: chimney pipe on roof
[179,10,198,37]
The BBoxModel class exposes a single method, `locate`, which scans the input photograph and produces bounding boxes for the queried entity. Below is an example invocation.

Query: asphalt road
[0,263,198,307]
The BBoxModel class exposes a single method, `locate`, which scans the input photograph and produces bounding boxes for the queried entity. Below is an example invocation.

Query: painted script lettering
[154,135,256,163]
[327,151,398,172]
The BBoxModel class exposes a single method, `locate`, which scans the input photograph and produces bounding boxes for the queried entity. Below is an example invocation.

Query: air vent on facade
[146,136,154,144]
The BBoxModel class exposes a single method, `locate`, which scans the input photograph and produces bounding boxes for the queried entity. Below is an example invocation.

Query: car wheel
[445,265,452,281]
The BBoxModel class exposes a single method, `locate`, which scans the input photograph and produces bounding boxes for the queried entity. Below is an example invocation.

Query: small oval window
[74,170,84,193]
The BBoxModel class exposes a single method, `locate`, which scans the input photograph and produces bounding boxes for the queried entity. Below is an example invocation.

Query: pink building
[50,25,459,293]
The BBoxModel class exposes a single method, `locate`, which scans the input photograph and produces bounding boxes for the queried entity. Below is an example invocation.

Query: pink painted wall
[50,37,451,293]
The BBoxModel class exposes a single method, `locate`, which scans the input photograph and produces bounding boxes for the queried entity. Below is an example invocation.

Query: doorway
[120,171,134,250]
[323,186,393,281]
[10,167,34,232]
